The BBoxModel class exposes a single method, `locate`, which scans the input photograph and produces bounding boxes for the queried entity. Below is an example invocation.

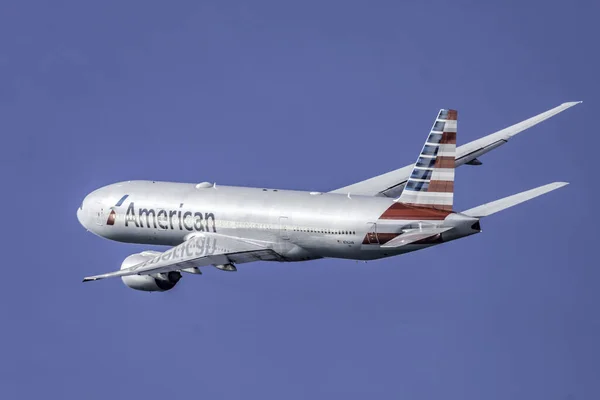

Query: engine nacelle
[120,251,181,292]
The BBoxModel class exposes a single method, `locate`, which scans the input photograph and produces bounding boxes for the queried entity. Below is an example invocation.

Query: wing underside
[83,233,282,282]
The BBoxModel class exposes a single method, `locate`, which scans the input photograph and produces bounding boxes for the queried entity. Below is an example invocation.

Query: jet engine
[120,251,181,292]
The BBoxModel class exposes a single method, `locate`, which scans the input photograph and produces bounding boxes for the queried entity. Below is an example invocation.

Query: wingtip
[562,101,583,107]
[547,181,569,190]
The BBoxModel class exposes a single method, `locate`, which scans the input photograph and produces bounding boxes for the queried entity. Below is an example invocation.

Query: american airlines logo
[108,195,217,232]
[133,236,220,270]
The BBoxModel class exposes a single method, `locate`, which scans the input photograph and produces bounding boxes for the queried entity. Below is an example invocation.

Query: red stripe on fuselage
[379,202,453,220]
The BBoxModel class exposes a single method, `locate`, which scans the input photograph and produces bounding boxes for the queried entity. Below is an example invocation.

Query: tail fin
[397,109,457,211]
[461,182,569,218]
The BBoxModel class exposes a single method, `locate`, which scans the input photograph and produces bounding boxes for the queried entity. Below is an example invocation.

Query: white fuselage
[77,181,479,262]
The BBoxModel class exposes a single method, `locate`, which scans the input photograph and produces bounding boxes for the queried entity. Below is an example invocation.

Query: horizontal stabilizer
[461,182,569,218]
[381,227,453,248]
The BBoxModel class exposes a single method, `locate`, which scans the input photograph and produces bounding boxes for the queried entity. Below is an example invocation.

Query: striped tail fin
[397,109,457,211]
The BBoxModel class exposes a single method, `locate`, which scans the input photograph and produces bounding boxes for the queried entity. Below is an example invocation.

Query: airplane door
[279,216,290,240]
[366,222,378,244]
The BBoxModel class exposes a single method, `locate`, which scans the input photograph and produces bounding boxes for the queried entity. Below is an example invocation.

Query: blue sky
[0,1,597,398]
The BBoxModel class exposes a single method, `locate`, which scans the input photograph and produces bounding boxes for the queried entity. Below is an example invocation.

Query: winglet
[461,182,569,218]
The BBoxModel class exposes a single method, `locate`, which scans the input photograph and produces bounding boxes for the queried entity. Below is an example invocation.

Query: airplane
[77,102,581,292]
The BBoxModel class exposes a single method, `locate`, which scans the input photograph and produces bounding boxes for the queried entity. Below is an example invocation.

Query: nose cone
[77,184,121,232]
[77,196,88,229]
[77,192,95,230]
[77,205,84,227]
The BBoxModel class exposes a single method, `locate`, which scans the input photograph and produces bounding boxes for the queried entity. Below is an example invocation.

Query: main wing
[83,233,283,282]
[330,102,581,197]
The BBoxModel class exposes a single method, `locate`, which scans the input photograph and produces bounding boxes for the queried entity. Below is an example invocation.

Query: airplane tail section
[396,109,457,211]
[461,182,569,218]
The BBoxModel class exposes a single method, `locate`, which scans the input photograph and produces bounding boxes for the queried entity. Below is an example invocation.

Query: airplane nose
[77,196,88,229]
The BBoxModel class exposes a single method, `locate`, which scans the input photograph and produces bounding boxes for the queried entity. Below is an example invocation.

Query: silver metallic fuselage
[77,181,479,262]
